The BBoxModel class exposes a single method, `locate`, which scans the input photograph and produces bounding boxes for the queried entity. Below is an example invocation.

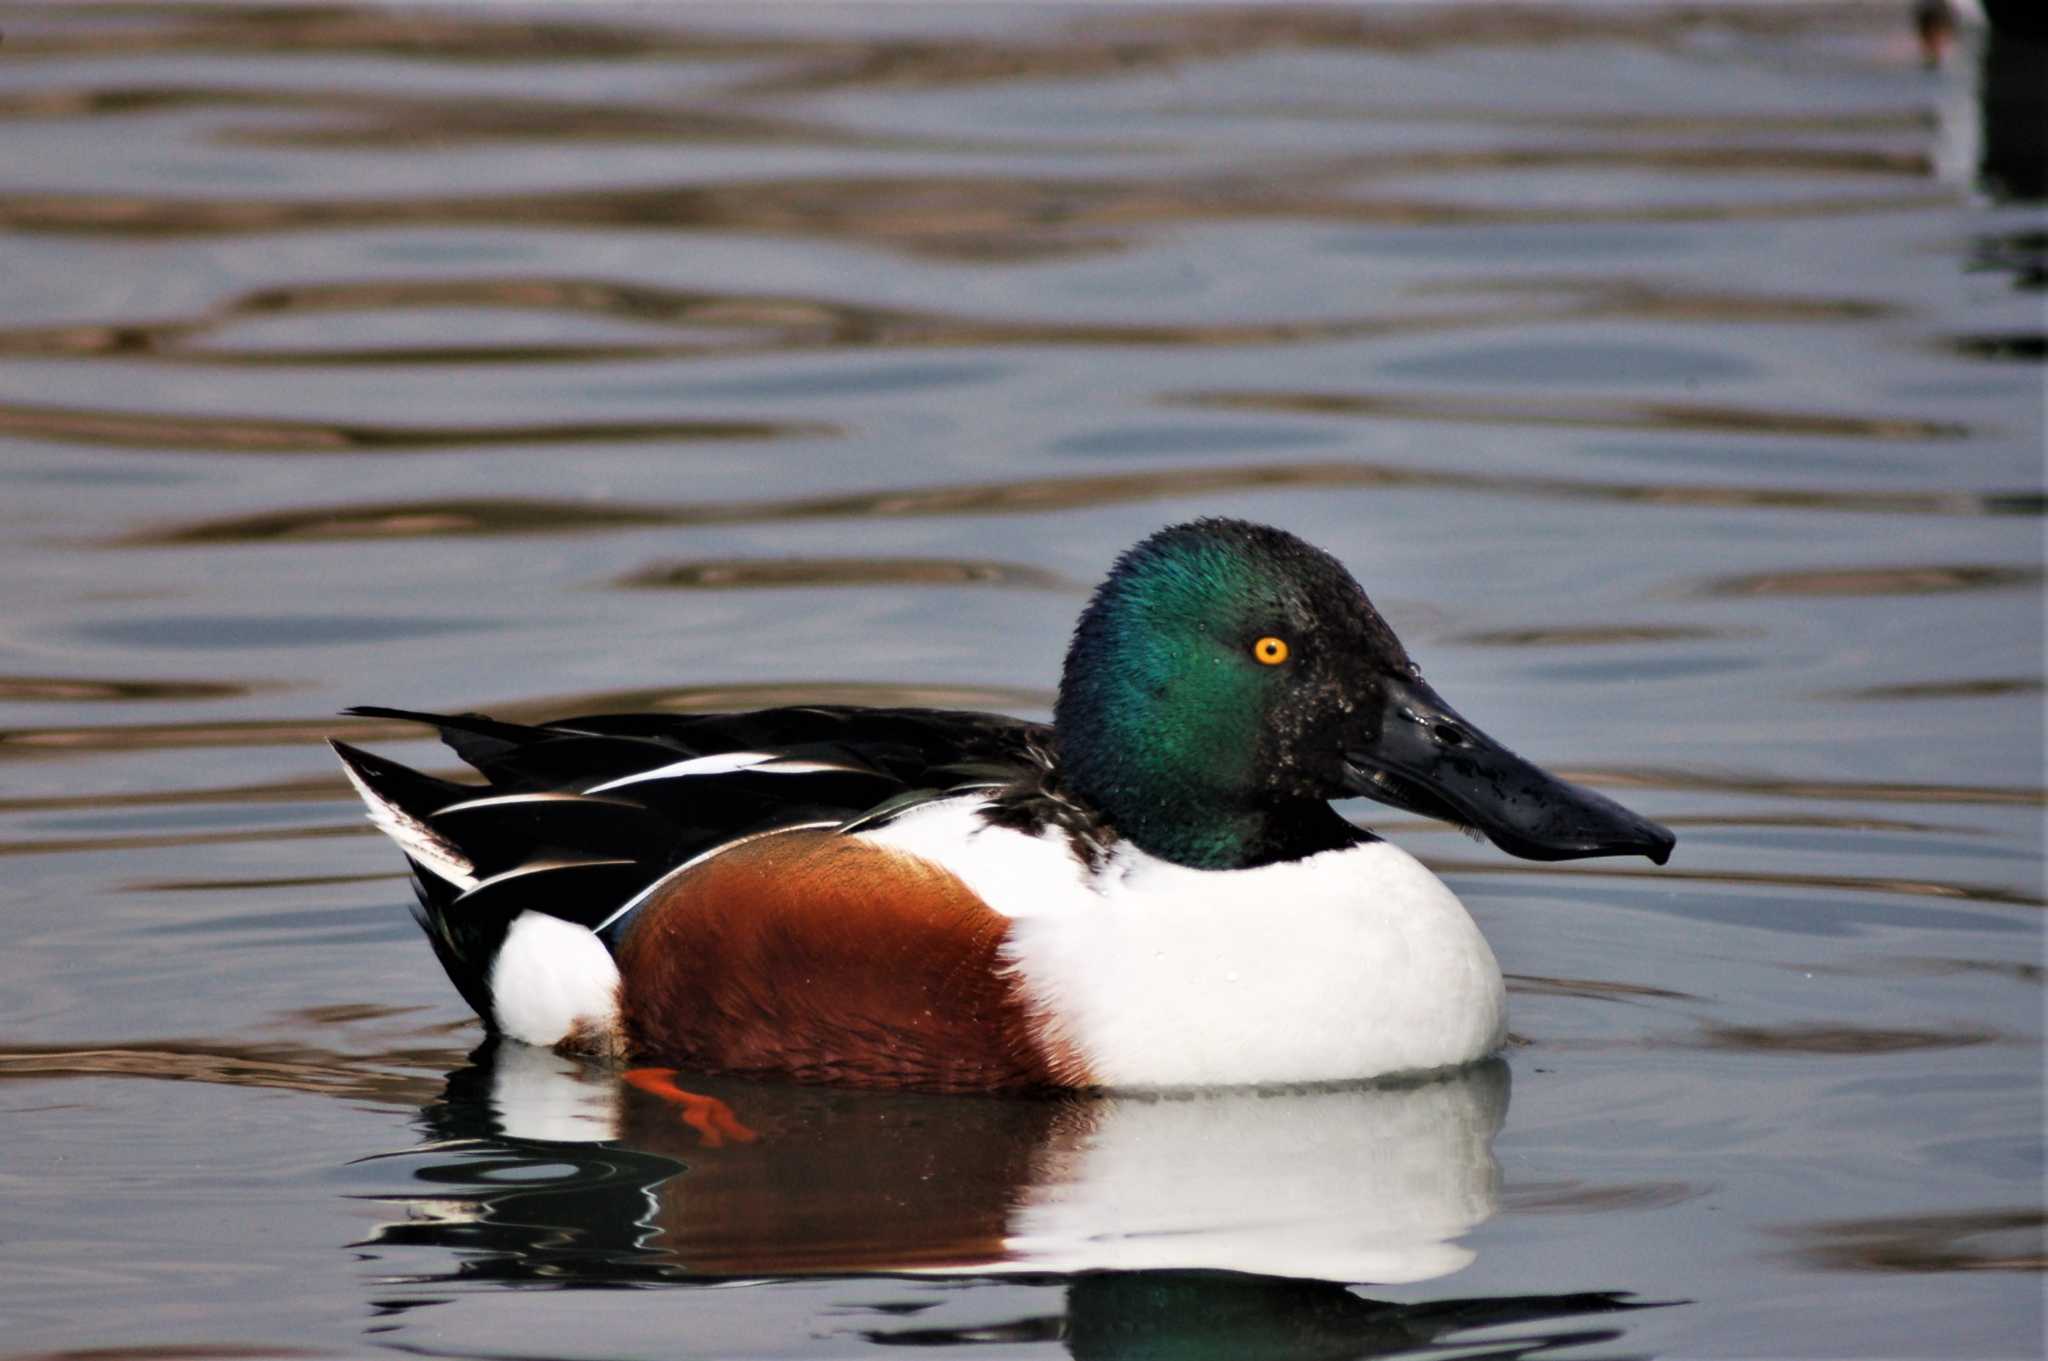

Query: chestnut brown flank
[614,828,1090,1091]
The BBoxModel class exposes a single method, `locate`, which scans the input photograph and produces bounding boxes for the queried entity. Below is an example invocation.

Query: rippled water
[2,4,2042,1358]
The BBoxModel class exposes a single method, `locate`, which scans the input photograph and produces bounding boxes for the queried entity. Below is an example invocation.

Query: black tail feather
[342,705,548,774]
[328,737,475,818]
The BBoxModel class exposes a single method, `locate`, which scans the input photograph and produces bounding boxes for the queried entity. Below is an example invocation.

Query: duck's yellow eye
[1253,636,1290,666]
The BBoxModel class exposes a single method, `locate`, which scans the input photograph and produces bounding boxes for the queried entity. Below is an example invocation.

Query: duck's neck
[1046,739,1357,871]
[1113,792,1358,871]
[1113,794,1275,871]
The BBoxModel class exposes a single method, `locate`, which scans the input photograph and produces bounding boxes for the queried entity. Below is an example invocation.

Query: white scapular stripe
[489,911,622,1049]
[585,752,853,794]
[435,791,613,816]
[337,753,479,890]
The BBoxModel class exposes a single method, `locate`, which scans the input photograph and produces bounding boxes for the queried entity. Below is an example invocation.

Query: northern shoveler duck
[333,518,1673,1092]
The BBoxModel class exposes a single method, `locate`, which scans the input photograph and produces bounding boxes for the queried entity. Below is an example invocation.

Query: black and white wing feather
[331,704,1048,1022]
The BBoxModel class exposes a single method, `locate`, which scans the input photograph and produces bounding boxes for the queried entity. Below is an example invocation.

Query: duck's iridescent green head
[1054,519,1676,872]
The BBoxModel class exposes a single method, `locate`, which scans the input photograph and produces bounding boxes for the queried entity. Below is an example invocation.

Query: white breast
[857,799,1506,1088]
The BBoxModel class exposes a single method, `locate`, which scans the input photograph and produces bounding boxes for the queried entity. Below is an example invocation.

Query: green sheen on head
[1053,519,1408,869]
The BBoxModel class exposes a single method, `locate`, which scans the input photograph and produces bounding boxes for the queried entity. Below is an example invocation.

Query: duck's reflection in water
[364,1043,1658,1355]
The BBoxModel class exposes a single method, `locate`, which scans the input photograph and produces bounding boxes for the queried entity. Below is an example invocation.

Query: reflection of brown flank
[611,1072,1098,1275]
[1180,389,1968,441]
[1691,563,2042,597]
[615,828,1090,1091]
[0,400,830,454]
[1776,1209,2046,1273]
[113,466,2040,551]
[614,556,1072,591]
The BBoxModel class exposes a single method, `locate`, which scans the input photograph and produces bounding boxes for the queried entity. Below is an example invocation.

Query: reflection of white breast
[1006,1067,1507,1283]
[484,1046,1507,1285]
[490,1042,627,1143]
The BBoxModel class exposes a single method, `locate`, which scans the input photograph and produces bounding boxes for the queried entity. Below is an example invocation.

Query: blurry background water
[0,3,2041,1358]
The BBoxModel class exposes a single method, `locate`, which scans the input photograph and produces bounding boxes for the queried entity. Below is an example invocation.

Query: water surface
[1,4,2041,1358]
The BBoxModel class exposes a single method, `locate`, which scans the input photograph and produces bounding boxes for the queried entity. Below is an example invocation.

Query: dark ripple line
[1429,856,2044,909]
[107,464,2041,551]
[0,774,350,814]
[1453,624,1745,647]
[0,274,1896,369]
[1178,389,1969,442]
[0,82,970,153]
[1679,1023,2002,1055]
[1565,766,2044,807]
[1775,1209,2047,1274]
[0,177,1958,257]
[614,556,1072,592]
[0,1040,457,1107]
[0,673,262,702]
[1687,563,2043,598]
[0,3,1898,72]
[0,401,832,453]
[0,822,371,859]
[1825,677,2044,702]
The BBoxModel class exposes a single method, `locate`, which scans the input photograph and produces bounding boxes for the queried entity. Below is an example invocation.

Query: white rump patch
[489,911,622,1050]
[336,752,478,890]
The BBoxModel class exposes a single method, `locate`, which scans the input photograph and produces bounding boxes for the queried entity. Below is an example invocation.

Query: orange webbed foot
[621,1067,759,1148]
